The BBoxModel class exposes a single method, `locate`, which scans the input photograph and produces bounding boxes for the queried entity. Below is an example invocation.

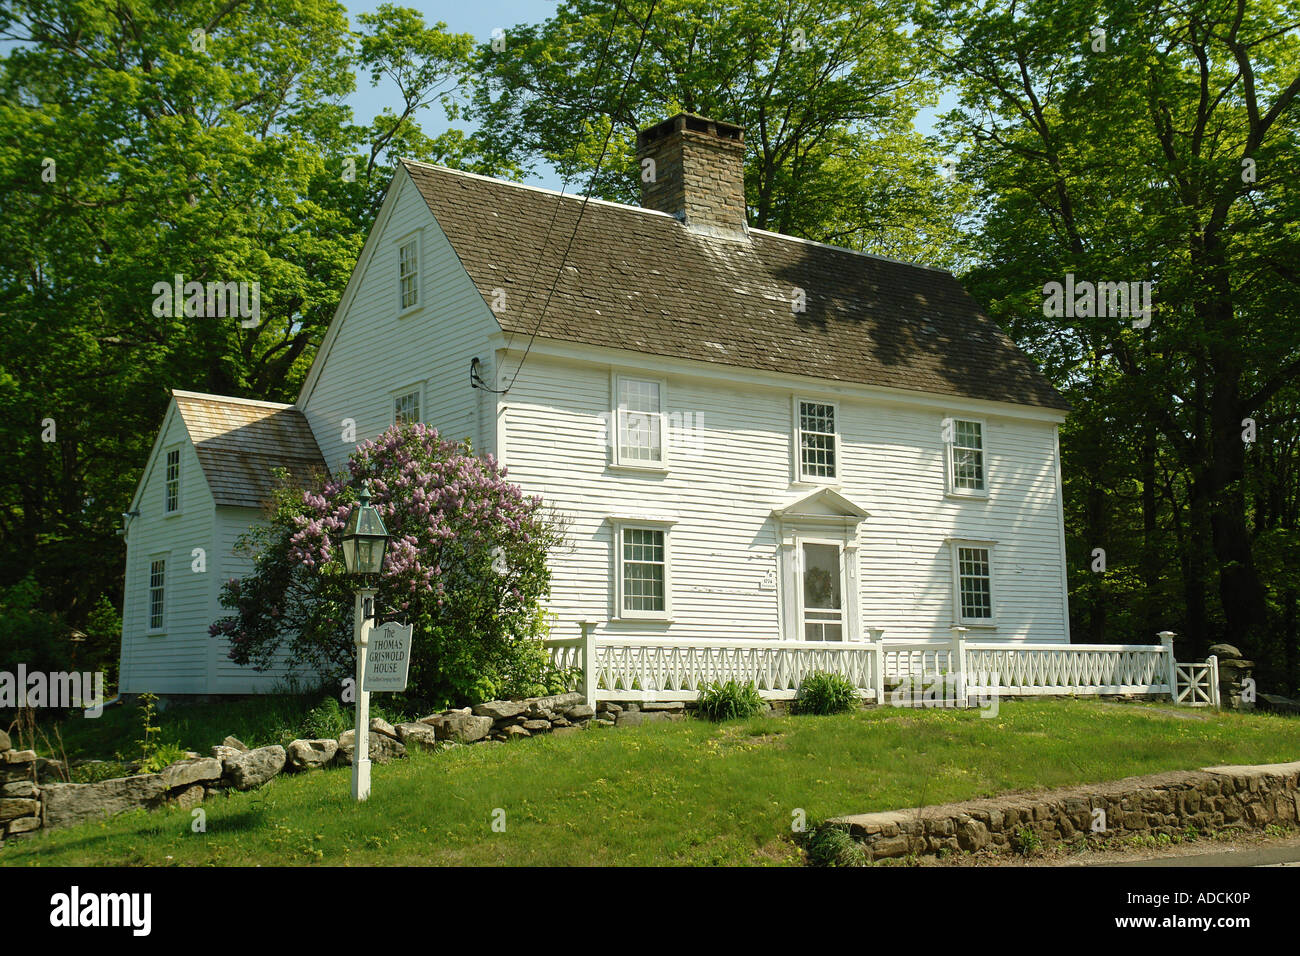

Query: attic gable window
[614,376,666,467]
[148,556,167,632]
[398,236,419,311]
[947,418,987,495]
[797,400,838,481]
[164,448,181,514]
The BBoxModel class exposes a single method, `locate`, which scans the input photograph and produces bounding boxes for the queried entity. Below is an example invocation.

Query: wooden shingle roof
[401,160,1069,412]
[172,391,326,508]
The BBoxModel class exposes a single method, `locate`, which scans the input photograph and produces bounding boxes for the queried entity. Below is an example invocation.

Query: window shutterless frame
[948,538,996,627]
[945,416,989,497]
[610,372,669,470]
[394,230,422,316]
[609,519,674,621]
[147,553,167,634]
[391,381,425,425]
[793,397,840,484]
[164,446,182,516]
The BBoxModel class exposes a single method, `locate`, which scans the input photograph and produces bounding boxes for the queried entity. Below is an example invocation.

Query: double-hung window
[614,376,666,466]
[950,541,995,625]
[393,386,422,425]
[614,523,671,619]
[148,556,167,632]
[164,448,181,514]
[397,236,419,311]
[797,399,838,481]
[946,418,987,495]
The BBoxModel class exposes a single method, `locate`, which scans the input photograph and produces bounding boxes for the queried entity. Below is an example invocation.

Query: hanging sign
[363,621,413,692]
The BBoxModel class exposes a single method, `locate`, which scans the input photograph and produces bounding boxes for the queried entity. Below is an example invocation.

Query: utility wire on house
[499,0,660,394]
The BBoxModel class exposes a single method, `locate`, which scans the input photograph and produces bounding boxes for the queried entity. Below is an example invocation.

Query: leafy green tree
[927,0,1300,675]
[0,1,490,638]
[470,0,970,265]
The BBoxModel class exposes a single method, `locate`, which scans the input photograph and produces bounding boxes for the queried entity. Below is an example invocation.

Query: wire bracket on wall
[470,357,508,394]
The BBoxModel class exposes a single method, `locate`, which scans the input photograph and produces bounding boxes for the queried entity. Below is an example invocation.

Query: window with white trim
[618,525,668,617]
[393,388,421,425]
[398,237,419,310]
[947,418,986,494]
[797,400,838,480]
[615,377,665,465]
[164,448,180,514]
[148,557,167,631]
[952,543,994,624]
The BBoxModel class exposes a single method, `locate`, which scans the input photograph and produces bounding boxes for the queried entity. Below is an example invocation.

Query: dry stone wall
[0,694,689,844]
[832,761,1300,860]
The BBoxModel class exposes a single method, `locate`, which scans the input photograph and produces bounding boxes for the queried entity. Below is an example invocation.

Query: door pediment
[771,487,870,526]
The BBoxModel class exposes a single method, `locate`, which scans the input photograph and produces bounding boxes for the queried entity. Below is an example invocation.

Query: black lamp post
[340,480,389,801]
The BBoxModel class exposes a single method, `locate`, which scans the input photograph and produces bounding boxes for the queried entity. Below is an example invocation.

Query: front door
[800,541,844,641]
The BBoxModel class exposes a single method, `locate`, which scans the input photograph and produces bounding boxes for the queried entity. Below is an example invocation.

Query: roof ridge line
[172,389,296,410]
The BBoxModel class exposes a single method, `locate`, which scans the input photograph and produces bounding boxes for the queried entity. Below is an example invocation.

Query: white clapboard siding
[498,352,1069,645]
[299,167,501,472]
[208,506,315,693]
[119,404,216,694]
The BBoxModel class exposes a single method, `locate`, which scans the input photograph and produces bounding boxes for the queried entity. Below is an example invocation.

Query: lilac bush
[211,423,568,709]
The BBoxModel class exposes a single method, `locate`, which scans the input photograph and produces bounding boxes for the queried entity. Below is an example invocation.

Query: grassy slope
[4,699,1298,867]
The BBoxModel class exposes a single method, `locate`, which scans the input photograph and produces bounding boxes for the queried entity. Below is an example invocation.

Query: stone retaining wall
[831,760,1300,860]
[0,694,689,844]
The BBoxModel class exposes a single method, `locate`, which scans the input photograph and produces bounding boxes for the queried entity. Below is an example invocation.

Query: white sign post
[363,621,414,693]
[351,608,413,803]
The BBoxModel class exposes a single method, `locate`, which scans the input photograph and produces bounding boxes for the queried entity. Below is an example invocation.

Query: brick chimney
[635,113,748,240]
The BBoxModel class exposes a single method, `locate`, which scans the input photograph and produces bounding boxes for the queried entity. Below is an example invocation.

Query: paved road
[1110,845,1300,867]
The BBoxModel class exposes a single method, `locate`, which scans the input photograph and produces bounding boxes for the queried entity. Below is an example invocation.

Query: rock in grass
[221,736,250,753]
[335,730,405,765]
[0,730,10,752]
[286,739,339,771]
[221,746,287,791]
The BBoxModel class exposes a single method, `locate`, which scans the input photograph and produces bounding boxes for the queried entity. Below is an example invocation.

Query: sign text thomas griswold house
[117,112,1073,696]
[362,622,413,694]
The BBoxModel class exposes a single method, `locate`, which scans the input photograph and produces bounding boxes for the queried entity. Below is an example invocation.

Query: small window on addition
[148,558,166,631]
[165,449,180,513]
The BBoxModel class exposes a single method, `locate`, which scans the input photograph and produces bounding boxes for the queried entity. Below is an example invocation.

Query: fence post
[579,620,596,707]
[950,626,969,708]
[868,627,884,705]
[1159,630,1177,701]
[1206,654,1220,708]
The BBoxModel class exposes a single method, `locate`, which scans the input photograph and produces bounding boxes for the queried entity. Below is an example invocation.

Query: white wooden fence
[544,626,1219,708]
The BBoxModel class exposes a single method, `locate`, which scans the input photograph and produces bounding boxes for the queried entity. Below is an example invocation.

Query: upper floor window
[615,376,665,466]
[148,557,167,632]
[947,418,986,495]
[164,449,181,513]
[394,387,421,425]
[797,400,838,481]
[398,237,419,311]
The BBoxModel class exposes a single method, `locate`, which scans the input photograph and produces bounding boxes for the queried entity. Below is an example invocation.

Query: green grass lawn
[4,699,1297,866]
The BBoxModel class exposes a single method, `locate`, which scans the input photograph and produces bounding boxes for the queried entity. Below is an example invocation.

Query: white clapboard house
[119,113,1073,696]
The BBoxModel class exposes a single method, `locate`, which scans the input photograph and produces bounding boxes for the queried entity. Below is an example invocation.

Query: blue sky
[343,1,953,192]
